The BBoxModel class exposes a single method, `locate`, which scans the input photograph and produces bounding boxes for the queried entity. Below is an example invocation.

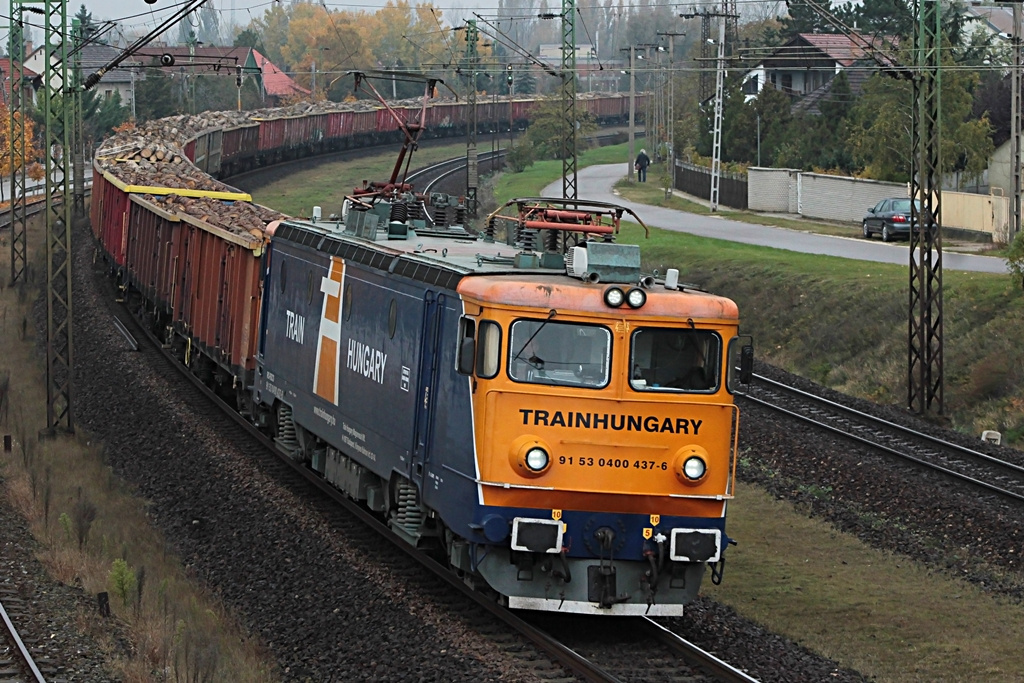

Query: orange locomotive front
[454,264,750,615]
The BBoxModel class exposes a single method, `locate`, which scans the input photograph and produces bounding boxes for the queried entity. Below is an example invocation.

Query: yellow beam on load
[101,170,252,202]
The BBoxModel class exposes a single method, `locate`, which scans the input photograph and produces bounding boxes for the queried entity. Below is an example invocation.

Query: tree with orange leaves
[0,101,43,202]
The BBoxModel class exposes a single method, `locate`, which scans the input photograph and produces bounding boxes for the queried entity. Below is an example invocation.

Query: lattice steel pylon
[8,5,28,286]
[709,18,725,212]
[908,0,943,416]
[71,18,85,217]
[464,20,479,217]
[560,0,577,200]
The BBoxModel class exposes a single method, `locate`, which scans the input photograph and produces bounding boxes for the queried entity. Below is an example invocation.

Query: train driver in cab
[631,329,718,392]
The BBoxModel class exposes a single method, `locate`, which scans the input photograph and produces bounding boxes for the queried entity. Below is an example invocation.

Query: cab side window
[477,321,501,378]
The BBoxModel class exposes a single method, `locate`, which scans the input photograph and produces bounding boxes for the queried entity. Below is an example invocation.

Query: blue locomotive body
[248,213,749,615]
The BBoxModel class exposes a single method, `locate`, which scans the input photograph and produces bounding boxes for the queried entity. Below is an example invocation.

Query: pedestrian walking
[635,149,651,182]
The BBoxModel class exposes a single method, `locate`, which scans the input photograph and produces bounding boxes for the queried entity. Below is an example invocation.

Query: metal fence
[674,160,748,210]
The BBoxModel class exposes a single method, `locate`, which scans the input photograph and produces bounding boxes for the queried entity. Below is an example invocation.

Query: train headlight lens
[525,447,549,472]
[672,445,710,485]
[604,287,625,308]
[683,456,707,480]
[626,288,647,308]
[509,435,553,477]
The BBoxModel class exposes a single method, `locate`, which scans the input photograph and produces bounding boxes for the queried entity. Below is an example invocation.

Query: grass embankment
[0,215,275,681]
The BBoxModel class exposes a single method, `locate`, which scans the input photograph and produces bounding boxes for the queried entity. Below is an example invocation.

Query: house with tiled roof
[252,50,309,104]
[0,58,38,108]
[742,33,898,113]
[132,46,306,106]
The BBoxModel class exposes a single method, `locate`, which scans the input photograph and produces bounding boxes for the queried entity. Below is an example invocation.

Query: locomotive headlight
[626,287,647,309]
[525,447,550,472]
[672,445,710,485]
[509,435,553,477]
[604,286,625,308]
[683,456,706,480]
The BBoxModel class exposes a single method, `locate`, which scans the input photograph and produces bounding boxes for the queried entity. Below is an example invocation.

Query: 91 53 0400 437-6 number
[558,456,668,470]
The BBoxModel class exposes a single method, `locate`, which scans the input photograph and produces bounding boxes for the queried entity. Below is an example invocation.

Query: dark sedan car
[862,198,926,242]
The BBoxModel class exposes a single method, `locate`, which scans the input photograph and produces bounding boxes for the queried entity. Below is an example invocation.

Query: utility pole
[658,31,684,198]
[37,0,75,434]
[71,17,85,218]
[464,20,479,217]
[507,62,514,150]
[626,46,635,182]
[710,18,725,211]
[1012,3,1021,238]
[793,0,945,416]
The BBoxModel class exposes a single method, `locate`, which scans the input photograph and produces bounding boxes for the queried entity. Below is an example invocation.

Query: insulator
[484,217,497,241]
[520,227,538,251]
[432,206,448,228]
[544,228,560,252]
[455,206,466,226]
[390,203,408,222]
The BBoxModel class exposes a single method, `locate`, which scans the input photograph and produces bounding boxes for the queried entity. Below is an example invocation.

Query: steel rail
[0,598,46,683]
[641,617,761,683]
[113,285,624,683]
[741,378,1024,506]
[754,373,1024,478]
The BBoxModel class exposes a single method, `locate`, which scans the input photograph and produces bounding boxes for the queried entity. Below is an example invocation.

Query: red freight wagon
[326,110,350,139]
[183,138,196,163]
[351,109,377,136]
[257,117,286,152]
[124,196,182,310]
[375,107,401,135]
[308,112,328,143]
[174,211,264,375]
[221,124,260,165]
[282,115,308,148]
[90,169,131,266]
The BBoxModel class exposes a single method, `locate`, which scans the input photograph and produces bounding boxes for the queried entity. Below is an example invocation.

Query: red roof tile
[253,51,309,98]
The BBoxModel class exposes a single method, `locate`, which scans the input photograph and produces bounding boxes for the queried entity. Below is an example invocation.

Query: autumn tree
[523,96,597,159]
[0,102,43,195]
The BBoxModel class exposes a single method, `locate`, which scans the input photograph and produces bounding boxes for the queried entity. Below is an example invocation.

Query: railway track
[96,158,761,682]
[111,266,760,683]
[742,373,1024,505]
[0,590,47,683]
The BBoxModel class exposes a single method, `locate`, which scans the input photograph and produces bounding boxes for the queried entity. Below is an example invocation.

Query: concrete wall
[748,168,800,212]
[748,170,1008,241]
[797,173,905,223]
[941,191,1011,243]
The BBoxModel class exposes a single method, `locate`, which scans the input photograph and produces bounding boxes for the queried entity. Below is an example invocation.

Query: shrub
[504,143,535,173]
[108,558,137,608]
[1007,231,1024,289]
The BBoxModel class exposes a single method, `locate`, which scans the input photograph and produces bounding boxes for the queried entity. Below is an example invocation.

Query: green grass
[705,484,1024,682]
[248,143,472,217]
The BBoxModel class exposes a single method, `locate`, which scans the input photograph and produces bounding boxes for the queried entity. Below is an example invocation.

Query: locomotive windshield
[630,328,721,392]
[509,319,611,388]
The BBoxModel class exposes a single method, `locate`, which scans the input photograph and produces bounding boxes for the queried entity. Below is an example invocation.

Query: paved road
[543,164,1009,274]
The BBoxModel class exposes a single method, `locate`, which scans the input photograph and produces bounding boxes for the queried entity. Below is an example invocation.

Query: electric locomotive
[251,196,752,615]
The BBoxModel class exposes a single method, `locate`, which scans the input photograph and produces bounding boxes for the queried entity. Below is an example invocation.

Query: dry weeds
[0,213,276,682]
